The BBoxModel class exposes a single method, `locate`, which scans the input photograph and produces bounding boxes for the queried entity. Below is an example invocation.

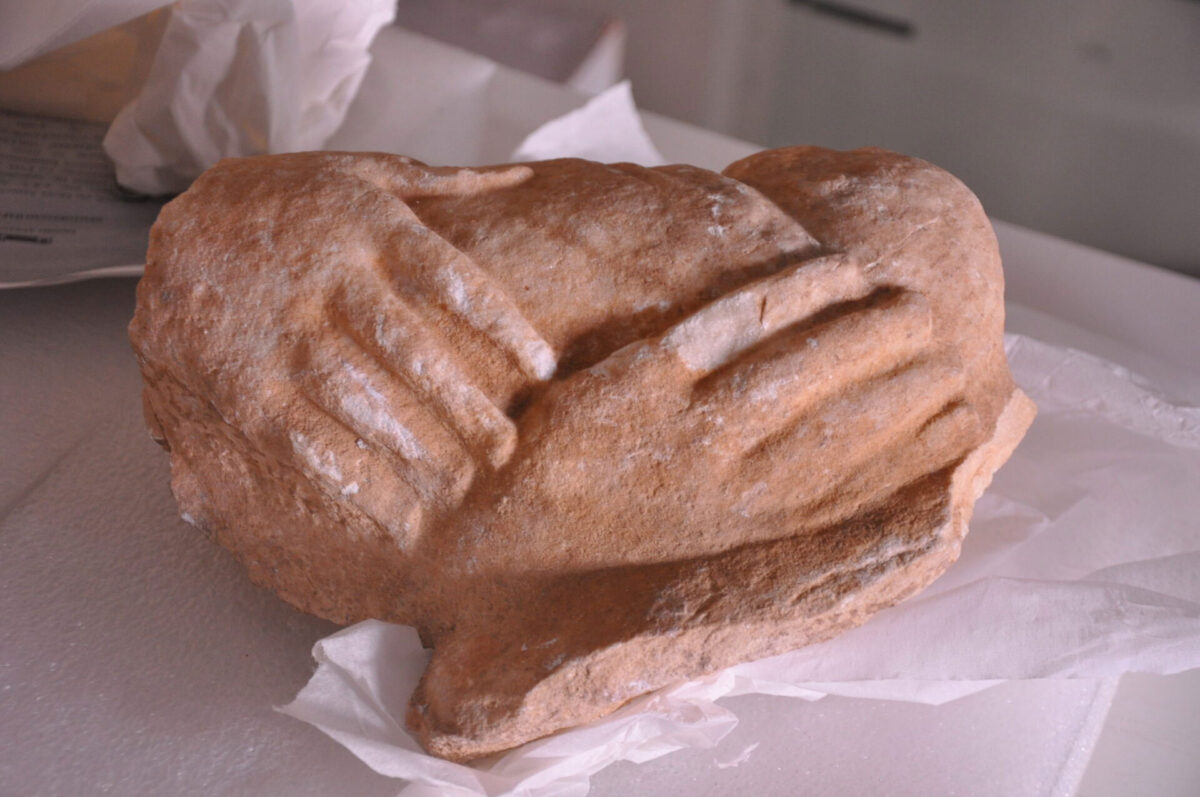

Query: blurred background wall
[562,0,1200,279]
[4,0,1195,276]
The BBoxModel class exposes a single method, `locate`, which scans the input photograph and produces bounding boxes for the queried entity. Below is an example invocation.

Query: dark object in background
[788,0,914,38]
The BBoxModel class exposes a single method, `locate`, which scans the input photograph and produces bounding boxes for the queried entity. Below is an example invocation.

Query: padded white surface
[0,279,1117,797]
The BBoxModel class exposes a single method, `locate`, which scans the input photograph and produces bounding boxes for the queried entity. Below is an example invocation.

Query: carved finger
[332,283,518,470]
[692,289,933,438]
[281,400,426,546]
[777,397,984,532]
[735,356,979,521]
[661,254,870,375]
[291,331,476,507]
[349,158,534,199]
[380,206,557,382]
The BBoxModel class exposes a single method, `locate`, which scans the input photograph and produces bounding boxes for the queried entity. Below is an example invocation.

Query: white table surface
[2,27,1198,797]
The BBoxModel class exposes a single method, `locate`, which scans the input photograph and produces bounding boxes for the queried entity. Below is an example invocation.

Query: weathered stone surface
[129,147,1035,761]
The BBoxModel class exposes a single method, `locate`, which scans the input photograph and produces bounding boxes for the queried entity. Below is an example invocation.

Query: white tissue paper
[323,25,498,168]
[279,332,1200,796]
[512,80,664,167]
[0,26,655,288]
[102,0,394,195]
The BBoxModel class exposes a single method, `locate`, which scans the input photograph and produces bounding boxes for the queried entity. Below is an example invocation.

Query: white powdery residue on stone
[709,193,731,219]
[290,430,343,484]
[633,297,672,313]
[339,362,427,462]
[733,481,769,518]
[527,341,558,381]
[707,192,732,238]
[626,679,653,695]
[747,372,797,406]
[664,291,761,372]
[442,267,470,313]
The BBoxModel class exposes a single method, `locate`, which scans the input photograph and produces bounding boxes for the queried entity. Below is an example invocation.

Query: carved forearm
[130,147,1034,761]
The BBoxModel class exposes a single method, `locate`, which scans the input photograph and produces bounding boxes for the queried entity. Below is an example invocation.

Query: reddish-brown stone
[130,147,1035,761]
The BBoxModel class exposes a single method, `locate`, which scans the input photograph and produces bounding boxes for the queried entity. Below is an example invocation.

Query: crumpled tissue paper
[326,32,664,170]
[323,24,499,168]
[276,80,1200,797]
[512,80,663,167]
[279,332,1200,796]
[102,0,394,195]
[278,328,1200,792]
